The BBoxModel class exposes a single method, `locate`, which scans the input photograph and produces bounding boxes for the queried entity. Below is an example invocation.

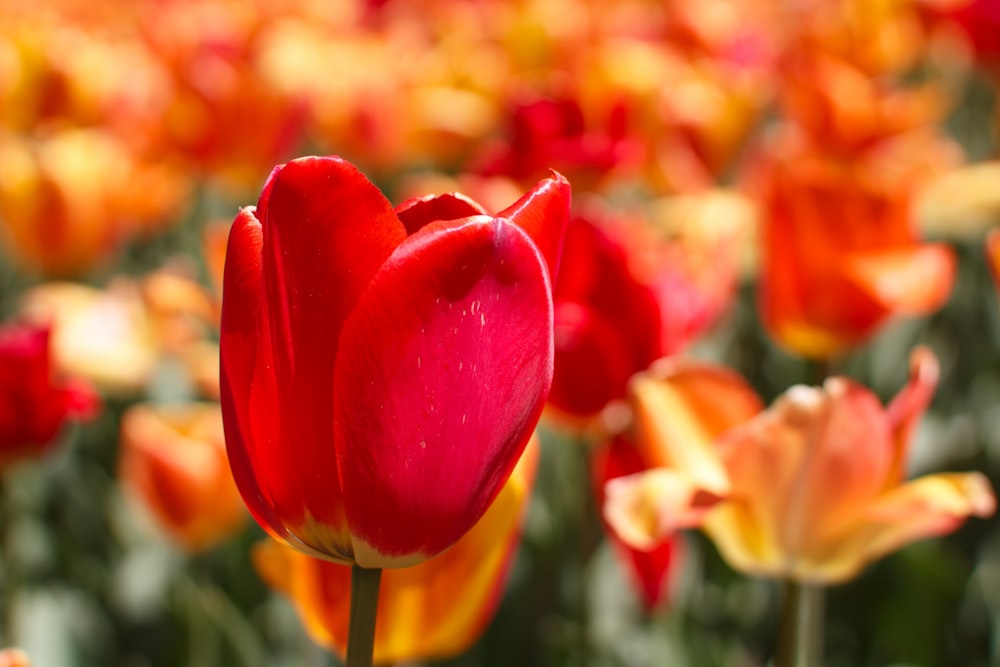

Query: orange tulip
[751,128,958,358]
[119,402,246,552]
[253,438,539,663]
[604,348,995,584]
[0,129,187,276]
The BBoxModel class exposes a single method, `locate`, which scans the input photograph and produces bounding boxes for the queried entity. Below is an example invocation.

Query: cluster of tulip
[0,0,999,665]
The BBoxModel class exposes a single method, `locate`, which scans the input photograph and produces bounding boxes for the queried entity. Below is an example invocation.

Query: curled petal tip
[966,473,997,518]
[908,345,940,390]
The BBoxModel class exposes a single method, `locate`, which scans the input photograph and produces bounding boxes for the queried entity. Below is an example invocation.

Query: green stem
[0,473,15,646]
[346,566,382,667]
[776,580,825,667]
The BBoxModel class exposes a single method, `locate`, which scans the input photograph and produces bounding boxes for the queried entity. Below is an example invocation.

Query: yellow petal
[253,438,540,663]
[629,357,762,494]
[789,472,996,584]
[604,468,724,551]
[843,245,955,315]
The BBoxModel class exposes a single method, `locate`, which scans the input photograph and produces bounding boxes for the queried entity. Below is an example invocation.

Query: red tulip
[220,155,569,568]
[548,194,745,422]
[0,323,97,468]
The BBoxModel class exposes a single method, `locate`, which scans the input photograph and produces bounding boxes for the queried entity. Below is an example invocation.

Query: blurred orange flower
[119,402,245,552]
[778,54,946,157]
[0,129,187,276]
[750,128,958,358]
[604,348,996,584]
[136,0,308,195]
[253,438,539,663]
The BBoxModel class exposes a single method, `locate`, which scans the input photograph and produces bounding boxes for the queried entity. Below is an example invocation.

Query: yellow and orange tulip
[253,439,539,663]
[604,348,995,584]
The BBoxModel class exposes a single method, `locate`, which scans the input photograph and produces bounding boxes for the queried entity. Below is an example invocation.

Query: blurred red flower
[548,193,747,423]
[472,95,644,190]
[0,323,97,468]
[220,155,569,568]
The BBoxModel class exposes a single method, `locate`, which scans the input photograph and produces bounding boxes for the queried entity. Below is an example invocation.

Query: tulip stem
[776,580,824,667]
[346,566,382,667]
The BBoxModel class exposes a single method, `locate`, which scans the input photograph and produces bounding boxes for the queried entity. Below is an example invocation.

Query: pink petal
[334,216,552,567]
[497,171,572,280]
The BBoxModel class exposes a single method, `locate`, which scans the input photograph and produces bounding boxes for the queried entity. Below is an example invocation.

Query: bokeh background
[0,0,999,665]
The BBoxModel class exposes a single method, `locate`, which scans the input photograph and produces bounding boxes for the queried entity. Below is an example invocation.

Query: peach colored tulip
[20,281,159,395]
[0,649,30,667]
[119,402,245,552]
[253,439,539,663]
[605,348,995,584]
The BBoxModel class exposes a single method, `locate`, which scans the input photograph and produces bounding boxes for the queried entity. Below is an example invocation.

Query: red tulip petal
[334,215,552,567]
[219,208,285,536]
[395,193,488,235]
[549,301,637,417]
[225,157,412,560]
[497,171,571,280]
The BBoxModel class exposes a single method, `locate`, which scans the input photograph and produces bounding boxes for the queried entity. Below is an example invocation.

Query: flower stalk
[776,579,824,667]
[346,566,382,667]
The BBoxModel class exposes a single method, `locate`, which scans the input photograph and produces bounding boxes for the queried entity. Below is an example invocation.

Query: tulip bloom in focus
[119,403,246,552]
[254,439,539,662]
[0,323,97,468]
[605,348,996,583]
[221,155,569,568]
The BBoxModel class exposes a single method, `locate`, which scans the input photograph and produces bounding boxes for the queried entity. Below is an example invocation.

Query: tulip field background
[2,1,1000,666]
